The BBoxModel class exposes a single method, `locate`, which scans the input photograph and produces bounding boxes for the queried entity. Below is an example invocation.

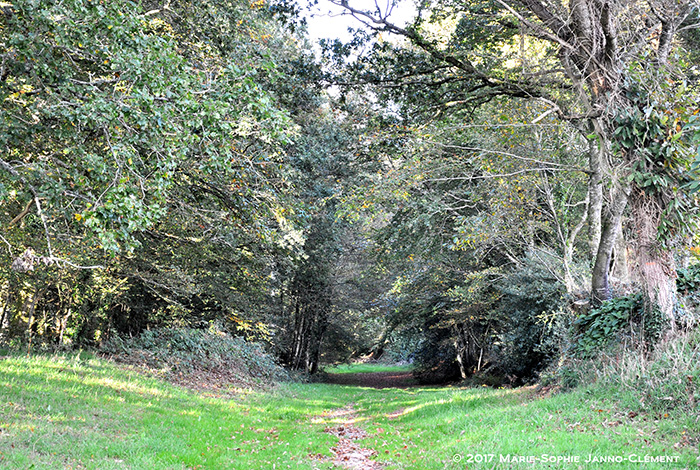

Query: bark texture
[629,190,678,323]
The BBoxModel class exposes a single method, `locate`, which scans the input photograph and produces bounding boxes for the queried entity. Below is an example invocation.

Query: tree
[326,0,700,322]
[0,0,310,347]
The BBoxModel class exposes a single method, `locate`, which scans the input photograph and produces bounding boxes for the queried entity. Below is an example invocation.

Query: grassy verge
[0,355,697,469]
[344,382,698,469]
[0,353,338,469]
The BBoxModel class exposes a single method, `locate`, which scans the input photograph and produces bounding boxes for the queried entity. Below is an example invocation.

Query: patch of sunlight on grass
[1,353,698,470]
[82,375,173,397]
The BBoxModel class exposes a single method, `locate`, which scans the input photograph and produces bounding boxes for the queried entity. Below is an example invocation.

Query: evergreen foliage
[0,0,699,388]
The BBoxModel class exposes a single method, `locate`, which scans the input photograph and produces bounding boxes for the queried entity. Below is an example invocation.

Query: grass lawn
[0,354,697,469]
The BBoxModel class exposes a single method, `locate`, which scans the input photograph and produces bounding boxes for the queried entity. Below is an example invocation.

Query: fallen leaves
[318,405,386,470]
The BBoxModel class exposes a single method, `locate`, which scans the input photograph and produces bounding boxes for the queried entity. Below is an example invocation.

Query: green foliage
[338,99,589,385]
[1,0,294,256]
[490,257,568,381]
[573,293,669,356]
[392,253,569,385]
[614,71,700,245]
[676,263,700,327]
[0,0,354,363]
[104,326,290,385]
[677,263,700,293]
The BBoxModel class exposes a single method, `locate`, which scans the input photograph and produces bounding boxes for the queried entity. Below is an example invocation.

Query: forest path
[319,404,385,470]
[316,366,420,469]
[324,370,418,389]
[2,357,697,470]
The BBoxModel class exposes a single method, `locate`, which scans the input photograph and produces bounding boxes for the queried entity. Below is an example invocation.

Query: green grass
[0,356,697,469]
[323,363,413,374]
[0,354,338,469]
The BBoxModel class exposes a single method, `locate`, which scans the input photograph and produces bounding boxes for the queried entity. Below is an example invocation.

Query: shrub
[572,293,668,356]
[490,262,568,383]
[410,256,568,385]
[103,326,290,389]
[677,263,700,328]
[412,329,464,384]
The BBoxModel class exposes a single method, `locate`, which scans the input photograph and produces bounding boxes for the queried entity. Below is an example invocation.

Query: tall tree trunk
[611,219,630,284]
[453,326,468,380]
[308,319,326,375]
[25,286,42,355]
[0,282,11,333]
[591,184,630,305]
[587,137,604,258]
[58,308,71,348]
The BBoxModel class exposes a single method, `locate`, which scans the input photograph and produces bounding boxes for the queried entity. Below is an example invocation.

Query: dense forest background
[1,0,700,385]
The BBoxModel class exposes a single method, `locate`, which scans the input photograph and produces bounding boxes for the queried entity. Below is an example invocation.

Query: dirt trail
[320,405,385,470]
[315,371,417,469]
[324,371,417,389]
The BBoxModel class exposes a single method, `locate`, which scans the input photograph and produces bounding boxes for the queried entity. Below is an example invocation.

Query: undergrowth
[556,328,700,420]
[572,293,669,357]
[102,326,290,390]
[595,328,700,415]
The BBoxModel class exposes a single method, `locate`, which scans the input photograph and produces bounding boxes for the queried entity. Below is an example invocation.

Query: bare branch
[425,167,576,183]
[495,0,575,50]
[331,0,490,80]
[9,199,34,227]
[47,257,104,270]
[34,197,53,258]
[0,235,13,257]
[421,140,590,172]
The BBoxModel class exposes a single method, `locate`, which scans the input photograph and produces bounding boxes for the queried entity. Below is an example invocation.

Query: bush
[677,264,700,328]
[102,326,290,389]
[572,293,668,357]
[412,330,464,384]
[490,261,568,383]
[410,256,568,386]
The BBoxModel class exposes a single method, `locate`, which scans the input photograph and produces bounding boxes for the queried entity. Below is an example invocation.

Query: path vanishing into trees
[321,368,420,469]
[324,370,418,389]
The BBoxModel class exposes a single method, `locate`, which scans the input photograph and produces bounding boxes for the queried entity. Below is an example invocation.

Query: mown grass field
[0,355,697,469]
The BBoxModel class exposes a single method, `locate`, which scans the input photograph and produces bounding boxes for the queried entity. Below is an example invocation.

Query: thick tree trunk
[629,190,677,324]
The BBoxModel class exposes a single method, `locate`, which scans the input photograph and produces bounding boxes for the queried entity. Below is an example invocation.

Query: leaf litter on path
[318,405,386,470]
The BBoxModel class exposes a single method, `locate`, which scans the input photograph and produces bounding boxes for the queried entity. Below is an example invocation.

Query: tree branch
[9,199,34,227]
[495,0,575,49]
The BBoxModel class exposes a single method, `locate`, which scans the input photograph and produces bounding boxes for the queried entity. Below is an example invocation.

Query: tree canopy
[1,0,699,383]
